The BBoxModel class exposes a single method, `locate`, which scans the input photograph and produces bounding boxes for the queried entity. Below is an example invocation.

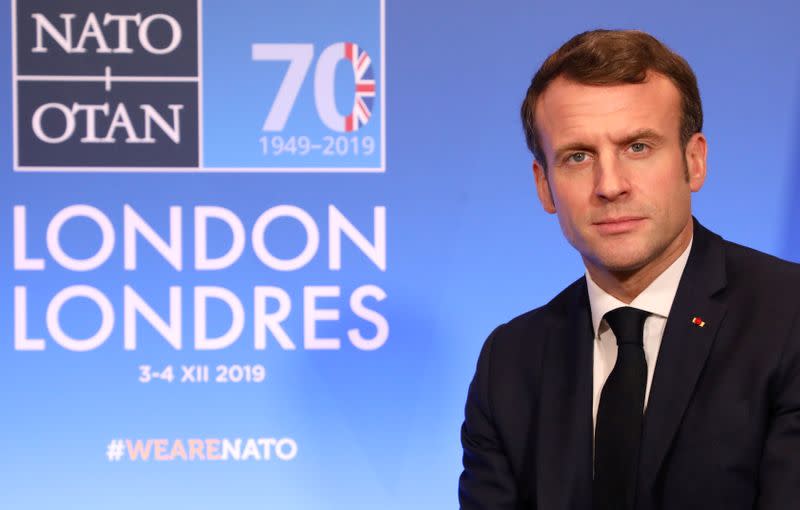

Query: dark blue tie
[593,306,650,510]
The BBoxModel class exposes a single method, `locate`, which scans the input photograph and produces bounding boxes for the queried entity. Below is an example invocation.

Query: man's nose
[593,154,630,201]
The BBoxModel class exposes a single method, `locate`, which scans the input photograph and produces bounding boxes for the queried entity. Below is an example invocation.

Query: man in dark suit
[459,29,800,509]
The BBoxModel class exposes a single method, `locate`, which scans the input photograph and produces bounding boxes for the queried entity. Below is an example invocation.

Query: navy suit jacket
[459,219,800,509]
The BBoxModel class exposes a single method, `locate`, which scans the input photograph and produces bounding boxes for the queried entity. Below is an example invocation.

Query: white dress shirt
[586,237,693,435]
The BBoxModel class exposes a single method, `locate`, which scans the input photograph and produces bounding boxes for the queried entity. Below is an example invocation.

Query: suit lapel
[535,279,594,510]
[637,220,728,497]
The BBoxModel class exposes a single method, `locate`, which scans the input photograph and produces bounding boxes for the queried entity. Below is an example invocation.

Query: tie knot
[603,306,649,346]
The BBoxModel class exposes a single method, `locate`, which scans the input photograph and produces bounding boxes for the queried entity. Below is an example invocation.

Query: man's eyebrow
[613,128,665,146]
[552,142,596,161]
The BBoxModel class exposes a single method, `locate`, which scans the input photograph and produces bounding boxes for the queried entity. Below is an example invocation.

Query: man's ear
[685,132,707,192]
[533,160,557,214]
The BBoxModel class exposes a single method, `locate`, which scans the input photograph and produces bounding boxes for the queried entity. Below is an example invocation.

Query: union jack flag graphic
[345,42,376,132]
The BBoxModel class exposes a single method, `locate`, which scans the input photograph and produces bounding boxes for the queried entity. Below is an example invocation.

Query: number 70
[251,42,376,133]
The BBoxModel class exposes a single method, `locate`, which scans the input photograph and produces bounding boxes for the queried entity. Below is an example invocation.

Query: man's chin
[584,251,650,275]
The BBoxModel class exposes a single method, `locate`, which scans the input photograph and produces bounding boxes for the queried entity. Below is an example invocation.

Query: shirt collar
[585,236,693,338]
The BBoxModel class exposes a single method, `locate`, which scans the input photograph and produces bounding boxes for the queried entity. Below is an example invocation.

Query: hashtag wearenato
[106,437,297,462]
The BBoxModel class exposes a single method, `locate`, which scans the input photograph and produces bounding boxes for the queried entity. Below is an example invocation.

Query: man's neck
[584,220,694,304]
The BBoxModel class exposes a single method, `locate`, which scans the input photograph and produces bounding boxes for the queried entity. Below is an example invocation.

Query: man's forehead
[535,73,682,147]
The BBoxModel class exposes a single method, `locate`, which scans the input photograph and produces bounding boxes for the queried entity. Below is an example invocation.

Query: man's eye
[568,152,587,163]
[630,142,647,153]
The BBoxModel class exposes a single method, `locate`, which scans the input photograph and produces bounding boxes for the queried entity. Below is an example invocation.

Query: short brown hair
[520,29,703,168]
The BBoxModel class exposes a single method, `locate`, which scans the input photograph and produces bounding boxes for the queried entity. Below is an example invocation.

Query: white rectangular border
[12,0,387,174]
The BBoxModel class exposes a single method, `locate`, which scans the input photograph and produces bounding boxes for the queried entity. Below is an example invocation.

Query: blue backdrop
[1,0,799,508]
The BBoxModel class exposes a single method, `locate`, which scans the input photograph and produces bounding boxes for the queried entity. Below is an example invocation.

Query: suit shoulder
[722,237,800,289]
[488,276,585,349]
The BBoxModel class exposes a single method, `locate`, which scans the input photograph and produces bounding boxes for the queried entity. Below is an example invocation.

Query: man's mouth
[592,217,645,234]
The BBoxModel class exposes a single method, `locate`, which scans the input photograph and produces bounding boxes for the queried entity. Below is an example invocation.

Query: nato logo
[12,0,385,173]
[13,0,200,170]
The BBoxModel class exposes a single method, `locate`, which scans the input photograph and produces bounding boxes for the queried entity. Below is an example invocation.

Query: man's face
[532,73,707,277]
